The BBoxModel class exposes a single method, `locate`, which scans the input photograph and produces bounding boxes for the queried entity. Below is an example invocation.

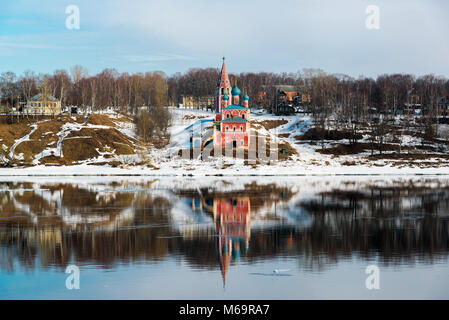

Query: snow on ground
[32,121,119,165]
[2,160,448,176]
[129,106,449,174]
[9,122,40,160]
[2,107,449,176]
[108,113,137,139]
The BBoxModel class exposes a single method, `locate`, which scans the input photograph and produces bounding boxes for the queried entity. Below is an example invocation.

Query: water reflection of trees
[297,184,449,270]
[0,185,176,271]
[0,180,448,273]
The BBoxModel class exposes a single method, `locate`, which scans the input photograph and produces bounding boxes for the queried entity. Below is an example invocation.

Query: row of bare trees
[298,71,449,153]
[168,68,449,116]
[3,65,447,112]
[167,68,297,107]
[1,66,448,125]
[0,66,168,114]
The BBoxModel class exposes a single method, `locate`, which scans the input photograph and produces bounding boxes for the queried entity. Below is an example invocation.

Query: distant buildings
[0,99,11,114]
[438,95,449,117]
[24,94,62,115]
[179,95,215,110]
[274,85,311,105]
[258,85,311,115]
[0,98,20,114]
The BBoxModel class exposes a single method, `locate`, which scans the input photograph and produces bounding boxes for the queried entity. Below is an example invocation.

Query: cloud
[0,41,62,50]
[123,54,195,63]
[97,0,449,76]
[1,0,449,77]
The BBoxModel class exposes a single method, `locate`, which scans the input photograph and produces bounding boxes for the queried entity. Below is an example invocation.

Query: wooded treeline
[0,66,168,112]
[1,66,448,115]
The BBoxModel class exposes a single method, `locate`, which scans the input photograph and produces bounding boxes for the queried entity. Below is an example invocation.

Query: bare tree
[134,106,172,147]
[70,65,88,84]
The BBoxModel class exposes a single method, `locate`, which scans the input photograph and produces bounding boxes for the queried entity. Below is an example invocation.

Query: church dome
[231,85,241,96]
[243,93,250,101]
[223,93,229,101]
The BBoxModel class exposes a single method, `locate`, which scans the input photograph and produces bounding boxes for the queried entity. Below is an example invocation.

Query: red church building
[214,58,251,149]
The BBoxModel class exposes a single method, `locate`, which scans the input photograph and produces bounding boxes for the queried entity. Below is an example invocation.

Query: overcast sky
[1,0,448,78]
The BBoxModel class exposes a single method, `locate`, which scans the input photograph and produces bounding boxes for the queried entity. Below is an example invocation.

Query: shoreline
[1,163,449,176]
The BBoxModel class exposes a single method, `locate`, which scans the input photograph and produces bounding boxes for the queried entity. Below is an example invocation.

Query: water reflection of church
[192,196,251,286]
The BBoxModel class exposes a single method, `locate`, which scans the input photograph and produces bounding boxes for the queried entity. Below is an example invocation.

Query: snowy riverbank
[2,108,449,176]
[1,161,449,176]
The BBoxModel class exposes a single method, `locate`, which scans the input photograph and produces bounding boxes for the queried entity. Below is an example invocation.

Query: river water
[0,176,448,299]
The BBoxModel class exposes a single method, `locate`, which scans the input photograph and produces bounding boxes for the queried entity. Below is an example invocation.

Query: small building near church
[179,95,215,110]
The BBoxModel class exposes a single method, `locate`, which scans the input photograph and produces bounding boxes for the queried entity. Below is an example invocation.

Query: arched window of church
[233,126,236,131]
[227,113,230,118]
[240,126,243,132]
[242,114,245,119]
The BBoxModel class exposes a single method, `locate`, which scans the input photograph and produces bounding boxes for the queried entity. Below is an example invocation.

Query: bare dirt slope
[0,114,149,167]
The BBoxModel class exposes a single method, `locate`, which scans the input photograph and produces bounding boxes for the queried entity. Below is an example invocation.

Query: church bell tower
[216,57,232,113]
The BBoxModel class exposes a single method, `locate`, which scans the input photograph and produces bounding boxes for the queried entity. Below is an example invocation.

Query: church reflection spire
[213,196,251,287]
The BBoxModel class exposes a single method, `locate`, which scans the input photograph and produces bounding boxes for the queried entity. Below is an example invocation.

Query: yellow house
[0,99,11,114]
[0,99,21,113]
[25,94,62,115]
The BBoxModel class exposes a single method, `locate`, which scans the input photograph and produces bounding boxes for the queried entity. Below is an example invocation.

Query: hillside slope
[0,113,150,167]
